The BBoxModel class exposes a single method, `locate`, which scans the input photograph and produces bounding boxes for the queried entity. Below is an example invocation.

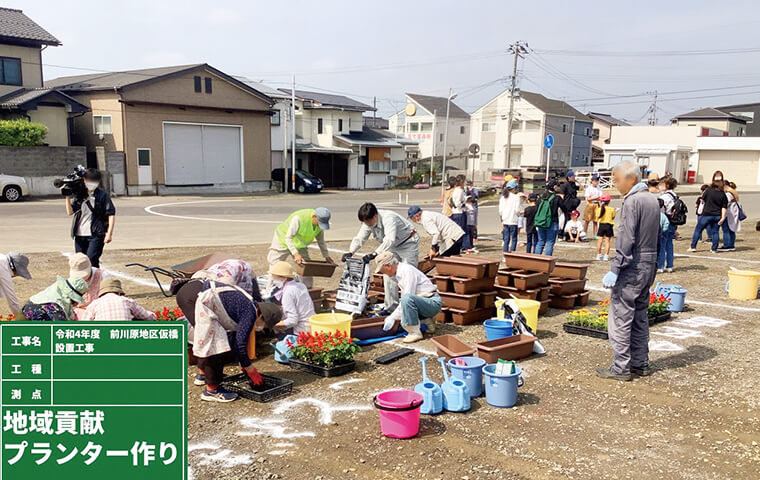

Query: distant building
[586,112,629,162]
[363,116,388,129]
[670,107,748,137]
[717,102,760,136]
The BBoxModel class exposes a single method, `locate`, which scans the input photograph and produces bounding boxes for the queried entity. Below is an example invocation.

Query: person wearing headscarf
[23,275,88,321]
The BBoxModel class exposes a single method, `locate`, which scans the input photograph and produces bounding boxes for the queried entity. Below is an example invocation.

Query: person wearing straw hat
[82,278,156,321]
[374,252,441,343]
[407,205,464,259]
[68,252,111,319]
[0,251,31,316]
[23,275,88,321]
[268,208,334,288]
[268,261,313,335]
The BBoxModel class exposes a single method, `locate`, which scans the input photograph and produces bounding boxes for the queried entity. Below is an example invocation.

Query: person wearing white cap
[268,261,314,335]
[0,251,31,315]
[374,251,441,343]
[407,205,464,258]
[267,207,334,288]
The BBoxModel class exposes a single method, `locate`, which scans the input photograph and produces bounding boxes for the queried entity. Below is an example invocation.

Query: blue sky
[14,0,760,123]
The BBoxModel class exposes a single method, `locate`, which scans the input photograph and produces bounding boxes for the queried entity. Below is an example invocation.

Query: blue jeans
[535,222,559,256]
[526,231,537,253]
[690,215,720,251]
[721,222,736,249]
[502,224,518,252]
[462,226,473,250]
[658,224,676,269]
[399,293,442,327]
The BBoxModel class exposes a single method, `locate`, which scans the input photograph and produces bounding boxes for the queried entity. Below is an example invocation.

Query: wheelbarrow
[126,252,235,297]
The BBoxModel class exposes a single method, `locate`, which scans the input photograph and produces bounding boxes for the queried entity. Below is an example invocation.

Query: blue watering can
[653,282,687,312]
[414,357,443,414]
[437,357,470,412]
[271,334,297,364]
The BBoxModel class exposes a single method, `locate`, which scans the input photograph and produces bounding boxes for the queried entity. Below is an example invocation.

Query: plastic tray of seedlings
[221,373,294,402]
[562,323,609,340]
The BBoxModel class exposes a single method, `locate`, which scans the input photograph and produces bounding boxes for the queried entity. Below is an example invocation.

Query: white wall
[295,104,362,147]
[610,125,701,148]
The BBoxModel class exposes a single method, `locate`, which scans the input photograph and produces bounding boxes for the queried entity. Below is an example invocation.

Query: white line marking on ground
[329,378,365,390]
[649,340,684,352]
[585,283,760,312]
[236,418,315,439]
[673,316,731,328]
[271,398,372,425]
[144,199,279,224]
[651,326,704,339]
[188,442,221,452]
[196,449,252,467]
[308,244,348,254]
[674,253,760,264]
[62,251,169,289]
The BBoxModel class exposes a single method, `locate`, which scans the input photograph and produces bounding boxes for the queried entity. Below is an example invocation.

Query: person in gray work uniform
[343,202,420,311]
[598,160,661,381]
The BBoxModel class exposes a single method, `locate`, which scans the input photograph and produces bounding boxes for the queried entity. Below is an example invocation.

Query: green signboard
[1,322,186,479]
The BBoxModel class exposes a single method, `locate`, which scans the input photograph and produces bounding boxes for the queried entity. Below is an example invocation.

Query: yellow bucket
[495,298,540,333]
[309,312,353,336]
[727,270,760,301]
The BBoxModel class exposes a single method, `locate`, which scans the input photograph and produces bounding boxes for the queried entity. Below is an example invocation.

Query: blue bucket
[483,319,513,341]
[482,364,523,408]
[656,284,687,312]
[448,356,486,398]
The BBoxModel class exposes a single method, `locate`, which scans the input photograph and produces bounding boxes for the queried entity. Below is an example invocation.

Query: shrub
[0,119,48,146]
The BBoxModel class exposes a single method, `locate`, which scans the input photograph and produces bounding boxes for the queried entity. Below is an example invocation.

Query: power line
[535,46,760,57]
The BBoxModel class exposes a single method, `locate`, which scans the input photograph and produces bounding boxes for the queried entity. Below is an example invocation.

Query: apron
[192,282,255,358]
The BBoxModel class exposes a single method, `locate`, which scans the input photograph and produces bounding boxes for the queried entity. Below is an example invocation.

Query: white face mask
[85,181,99,191]
[272,279,284,289]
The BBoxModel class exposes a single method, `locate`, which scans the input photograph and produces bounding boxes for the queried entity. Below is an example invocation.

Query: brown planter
[549,294,578,310]
[451,276,496,294]
[350,316,399,340]
[449,307,495,326]
[537,286,551,301]
[435,308,452,324]
[430,334,476,360]
[295,261,338,278]
[548,278,587,296]
[503,252,557,273]
[371,274,384,288]
[494,285,542,300]
[307,287,324,300]
[443,255,500,276]
[552,262,590,280]
[418,258,435,274]
[575,290,591,307]
[433,275,453,292]
[476,334,536,363]
[538,299,550,315]
[440,292,479,311]
[478,291,498,309]
[433,257,487,278]
[510,270,551,290]
[495,268,518,287]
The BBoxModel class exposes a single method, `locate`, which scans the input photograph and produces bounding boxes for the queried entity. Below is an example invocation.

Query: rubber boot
[402,324,424,343]
[421,317,436,334]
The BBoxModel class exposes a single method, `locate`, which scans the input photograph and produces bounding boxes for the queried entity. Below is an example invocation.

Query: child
[465,180,479,246]
[464,197,479,254]
[595,194,615,261]
[695,184,710,243]
[22,275,88,321]
[82,278,157,321]
[563,210,586,242]
[523,194,539,253]
[499,180,522,252]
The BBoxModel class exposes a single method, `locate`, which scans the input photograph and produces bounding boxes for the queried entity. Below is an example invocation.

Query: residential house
[670,107,748,136]
[717,102,760,136]
[586,112,629,162]
[0,7,88,146]
[46,64,274,195]
[388,93,470,172]
[278,89,376,188]
[469,90,593,171]
[695,136,760,186]
[333,126,412,189]
[235,77,291,171]
[363,115,388,129]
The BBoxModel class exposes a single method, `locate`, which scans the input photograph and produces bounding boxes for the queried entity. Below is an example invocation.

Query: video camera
[53,165,88,199]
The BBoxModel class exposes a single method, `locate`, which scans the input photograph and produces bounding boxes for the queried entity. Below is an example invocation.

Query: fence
[0,146,87,195]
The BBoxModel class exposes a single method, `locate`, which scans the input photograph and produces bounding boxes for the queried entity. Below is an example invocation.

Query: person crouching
[375,251,441,343]
[268,261,314,335]
[82,278,156,321]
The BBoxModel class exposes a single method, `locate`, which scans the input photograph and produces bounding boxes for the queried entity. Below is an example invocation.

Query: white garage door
[163,122,242,185]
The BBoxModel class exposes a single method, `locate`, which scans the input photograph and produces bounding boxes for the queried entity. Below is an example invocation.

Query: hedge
[0,119,48,146]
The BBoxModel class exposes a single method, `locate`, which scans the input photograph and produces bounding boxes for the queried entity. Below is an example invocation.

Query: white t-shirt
[75,194,95,237]
[387,262,438,324]
[585,185,603,202]
[564,219,586,237]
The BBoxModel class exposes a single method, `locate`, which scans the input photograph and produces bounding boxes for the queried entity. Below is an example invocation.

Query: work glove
[602,271,618,289]
[383,315,396,332]
[341,252,353,262]
[242,366,264,386]
[362,252,377,264]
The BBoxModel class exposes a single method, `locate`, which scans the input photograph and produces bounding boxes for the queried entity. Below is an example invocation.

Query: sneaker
[717,247,735,252]
[703,239,712,244]
[602,255,610,261]
[596,254,603,260]
[470,248,480,254]
[201,387,238,403]
[710,249,719,254]
[595,366,632,382]
[656,269,664,274]
[687,248,697,252]
[193,373,206,386]
[632,365,654,377]
[665,268,673,273]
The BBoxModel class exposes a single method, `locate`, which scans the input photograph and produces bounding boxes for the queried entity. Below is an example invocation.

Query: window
[93,115,112,135]
[440,133,443,142]
[338,119,343,132]
[511,120,522,131]
[317,118,323,134]
[204,77,212,94]
[271,110,281,126]
[0,57,22,86]
[592,128,600,140]
[482,152,493,161]
[409,123,419,132]
[481,122,495,132]
[369,160,390,172]
[460,126,465,134]
[420,122,433,132]
[193,76,201,92]
[525,120,540,130]
[562,124,569,133]
[392,160,404,170]
[137,149,151,166]
[584,127,591,136]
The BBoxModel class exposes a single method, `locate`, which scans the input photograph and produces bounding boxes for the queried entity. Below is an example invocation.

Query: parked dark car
[271,168,323,193]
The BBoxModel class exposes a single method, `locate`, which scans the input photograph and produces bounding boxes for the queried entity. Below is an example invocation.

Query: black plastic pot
[288,358,356,377]
[648,311,672,326]
[562,322,609,339]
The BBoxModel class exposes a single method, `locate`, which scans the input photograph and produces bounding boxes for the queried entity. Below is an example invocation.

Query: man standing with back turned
[598,160,660,381]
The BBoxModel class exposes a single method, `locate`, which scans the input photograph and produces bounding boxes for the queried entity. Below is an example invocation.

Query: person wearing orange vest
[267,208,333,287]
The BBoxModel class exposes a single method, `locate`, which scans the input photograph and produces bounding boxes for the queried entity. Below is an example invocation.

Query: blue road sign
[544,134,554,149]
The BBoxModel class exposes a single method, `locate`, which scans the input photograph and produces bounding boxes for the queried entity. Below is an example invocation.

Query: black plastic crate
[648,312,671,326]
[562,322,609,340]
[220,373,294,402]
[288,358,356,377]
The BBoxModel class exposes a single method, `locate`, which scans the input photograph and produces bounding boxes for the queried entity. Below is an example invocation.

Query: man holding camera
[63,169,116,268]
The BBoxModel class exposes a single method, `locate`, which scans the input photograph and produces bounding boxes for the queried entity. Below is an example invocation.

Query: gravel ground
[4,230,760,480]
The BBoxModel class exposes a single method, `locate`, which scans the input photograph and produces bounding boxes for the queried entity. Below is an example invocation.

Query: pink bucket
[373,390,423,439]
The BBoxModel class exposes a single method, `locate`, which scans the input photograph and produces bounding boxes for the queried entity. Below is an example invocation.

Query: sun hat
[407,205,422,218]
[7,251,31,279]
[374,251,396,274]
[66,276,87,303]
[506,179,519,189]
[268,261,295,278]
[647,172,660,182]
[98,277,124,297]
[68,253,92,280]
[314,207,331,230]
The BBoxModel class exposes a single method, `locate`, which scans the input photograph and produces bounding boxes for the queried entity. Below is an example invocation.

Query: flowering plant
[0,314,16,322]
[647,293,671,318]
[154,306,184,321]
[566,304,608,330]
[286,331,361,367]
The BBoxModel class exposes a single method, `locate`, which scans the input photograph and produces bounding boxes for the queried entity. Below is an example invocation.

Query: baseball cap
[7,251,31,280]
[566,170,575,178]
[571,210,580,217]
[407,205,422,218]
[599,193,612,202]
[374,251,396,274]
[314,207,331,230]
[506,179,519,189]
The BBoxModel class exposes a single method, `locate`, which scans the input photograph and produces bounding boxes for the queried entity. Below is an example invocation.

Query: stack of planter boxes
[432,256,499,325]
[548,262,591,309]
[496,253,557,315]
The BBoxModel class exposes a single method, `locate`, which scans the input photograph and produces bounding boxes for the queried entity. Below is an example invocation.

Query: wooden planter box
[511,270,551,290]
[478,291,498,309]
[476,334,536,363]
[350,316,400,340]
[549,294,578,310]
[451,276,496,294]
[562,323,608,339]
[430,334,476,360]
[503,252,557,273]
[433,257,487,278]
[552,262,590,280]
[307,287,324,300]
[549,278,587,296]
[440,292,479,311]
[295,261,338,278]
[575,290,591,307]
[433,275,453,292]
[418,258,436,274]
[449,307,495,326]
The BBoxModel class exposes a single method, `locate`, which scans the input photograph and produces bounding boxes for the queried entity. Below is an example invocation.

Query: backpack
[665,192,688,226]
[534,194,555,229]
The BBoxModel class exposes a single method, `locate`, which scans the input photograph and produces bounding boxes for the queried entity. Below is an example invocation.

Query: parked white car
[0,174,29,202]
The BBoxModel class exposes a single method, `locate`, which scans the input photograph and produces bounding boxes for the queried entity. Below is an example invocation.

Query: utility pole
[291,74,296,191]
[647,90,658,126]
[373,96,377,127]
[505,41,529,170]
[282,106,288,193]
[441,89,457,191]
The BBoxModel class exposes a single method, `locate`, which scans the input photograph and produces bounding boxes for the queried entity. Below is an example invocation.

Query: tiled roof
[45,64,206,90]
[406,93,469,118]
[279,89,375,112]
[0,7,60,45]
[0,88,88,112]
[586,111,630,126]
[672,107,749,122]
[519,91,591,122]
